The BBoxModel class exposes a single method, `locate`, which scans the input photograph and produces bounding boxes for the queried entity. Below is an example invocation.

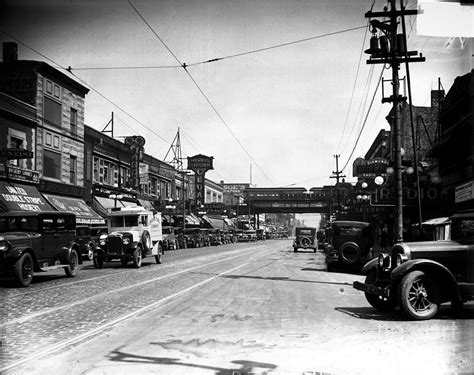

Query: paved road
[1,239,473,375]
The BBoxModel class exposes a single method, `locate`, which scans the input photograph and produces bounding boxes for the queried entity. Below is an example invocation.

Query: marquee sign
[124,136,145,189]
[353,157,389,178]
[187,154,214,207]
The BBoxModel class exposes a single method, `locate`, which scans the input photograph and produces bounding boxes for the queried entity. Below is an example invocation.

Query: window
[70,108,77,135]
[44,96,62,128]
[93,156,119,186]
[43,149,61,180]
[8,136,25,168]
[70,155,77,184]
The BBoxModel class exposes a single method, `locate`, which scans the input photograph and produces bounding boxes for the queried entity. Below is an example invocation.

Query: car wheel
[300,237,311,248]
[339,244,361,265]
[87,244,94,261]
[65,250,79,277]
[93,255,104,269]
[364,270,396,311]
[155,243,163,264]
[398,270,439,320]
[13,252,34,287]
[133,246,142,268]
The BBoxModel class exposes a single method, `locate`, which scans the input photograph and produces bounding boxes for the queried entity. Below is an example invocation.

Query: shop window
[44,96,62,128]
[43,149,61,180]
[8,134,25,168]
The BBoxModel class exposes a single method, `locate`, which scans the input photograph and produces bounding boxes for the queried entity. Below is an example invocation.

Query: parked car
[76,225,107,261]
[256,228,266,241]
[293,226,317,252]
[0,211,82,287]
[353,210,474,320]
[183,228,203,248]
[94,207,163,268]
[209,228,222,245]
[238,229,257,242]
[325,221,373,271]
[200,228,212,246]
[162,226,178,251]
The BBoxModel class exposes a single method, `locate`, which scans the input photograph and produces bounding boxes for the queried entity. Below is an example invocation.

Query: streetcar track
[0,248,273,373]
[4,244,266,297]
[1,246,266,327]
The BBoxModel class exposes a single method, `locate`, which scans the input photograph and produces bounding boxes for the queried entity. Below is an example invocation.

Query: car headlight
[378,253,390,268]
[123,237,130,245]
[0,240,10,251]
[395,253,408,267]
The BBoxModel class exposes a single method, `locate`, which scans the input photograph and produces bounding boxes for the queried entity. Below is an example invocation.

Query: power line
[341,65,385,172]
[185,25,368,67]
[70,64,180,71]
[128,0,276,186]
[335,20,370,153]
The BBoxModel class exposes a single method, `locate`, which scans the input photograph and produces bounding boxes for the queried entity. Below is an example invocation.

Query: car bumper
[353,281,390,298]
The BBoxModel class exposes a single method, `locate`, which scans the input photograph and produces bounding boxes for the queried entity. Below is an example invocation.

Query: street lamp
[356,194,369,221]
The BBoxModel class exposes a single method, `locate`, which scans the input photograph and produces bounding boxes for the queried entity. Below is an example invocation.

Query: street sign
[0,148,33,159]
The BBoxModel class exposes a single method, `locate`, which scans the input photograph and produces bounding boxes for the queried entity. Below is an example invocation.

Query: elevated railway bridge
[237,187,336,215]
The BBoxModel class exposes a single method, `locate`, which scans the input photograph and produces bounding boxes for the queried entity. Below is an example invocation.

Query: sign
[0,148,34,159]
[0,165,39,183]
[0,181,52,212]
[187,154,214,171]
[455,181,474,203]
[187,154,214,207]
[93,185,137,200]
[221,183,250,194]
[375,185,441,205]
[139,163,149,184]
[124,136,145,189]
[353,157,389,178]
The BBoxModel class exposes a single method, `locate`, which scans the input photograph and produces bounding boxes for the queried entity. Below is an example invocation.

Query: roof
[422,217,450,226]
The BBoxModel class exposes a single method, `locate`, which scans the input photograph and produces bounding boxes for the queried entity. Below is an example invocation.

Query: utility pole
[330,154,346,219]
[365,0,425,242]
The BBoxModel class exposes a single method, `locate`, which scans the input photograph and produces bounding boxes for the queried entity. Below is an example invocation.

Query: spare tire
[141,230,151,253]
[300,237,311,248]
[339,242,361,265]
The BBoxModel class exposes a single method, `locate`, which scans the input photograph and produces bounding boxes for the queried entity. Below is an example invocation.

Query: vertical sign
[124,136,145,190]
[187,154,214,208]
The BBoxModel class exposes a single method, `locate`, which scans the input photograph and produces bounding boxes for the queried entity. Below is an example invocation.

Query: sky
[0,0,472,189]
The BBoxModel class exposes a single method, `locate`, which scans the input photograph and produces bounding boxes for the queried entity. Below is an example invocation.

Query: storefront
[42,193,104,225]
[0,180,53,212]
[91,185,138,217]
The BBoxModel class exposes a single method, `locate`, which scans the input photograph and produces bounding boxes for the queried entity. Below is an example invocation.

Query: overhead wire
[128,0,276,186]
[341,65,386,172]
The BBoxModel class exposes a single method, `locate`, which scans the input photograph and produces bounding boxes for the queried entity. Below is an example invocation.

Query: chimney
[431,89,445,108]
[3,42,18,63]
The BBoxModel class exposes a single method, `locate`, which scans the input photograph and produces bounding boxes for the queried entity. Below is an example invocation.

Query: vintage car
[174,227,187,249]
[316,229,326,250]
[353,210,474,320]
[162,226,178,251]
[293,226,317,252]
[209,228,222,245]
[237,229,257,242]
[75,225,107,261]
[0,211,82,287]
[94,207,163,268]
[183,228,203,248]
[325,221,373,271]
[256,228,266,241]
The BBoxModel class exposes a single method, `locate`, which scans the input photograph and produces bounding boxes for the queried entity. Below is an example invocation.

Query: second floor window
[43,149,61,180]
[8,136,25,168]
[70,155,77,184]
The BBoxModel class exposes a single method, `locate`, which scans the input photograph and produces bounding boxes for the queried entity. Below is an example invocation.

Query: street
[1,239,473,375]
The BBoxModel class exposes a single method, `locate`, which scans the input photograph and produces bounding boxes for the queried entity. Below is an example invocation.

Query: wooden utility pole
[330,154,346,219]
[365,0,425,242]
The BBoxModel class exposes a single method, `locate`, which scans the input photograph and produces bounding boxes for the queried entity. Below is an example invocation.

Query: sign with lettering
[0,181,52,212]
[455,181,474,203]
[187,154,214,207]
[353,157,389,178]
[93,185,137,200]
[375,185,441,205]
[221,183,250,194]
[0,165,39,183]
[0,148,34,159]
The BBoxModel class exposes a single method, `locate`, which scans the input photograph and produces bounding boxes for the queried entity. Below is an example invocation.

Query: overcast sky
[0,0,471,189]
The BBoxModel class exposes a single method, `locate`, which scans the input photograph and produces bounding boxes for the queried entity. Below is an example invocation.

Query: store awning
[43,194,105,225]
[202,215,225,229]
[0,181,53,212]
[93,196,138,216]
[184,214,201,226]
[224,218,237,230]
[422,217,450,226]
[138,199,155,211]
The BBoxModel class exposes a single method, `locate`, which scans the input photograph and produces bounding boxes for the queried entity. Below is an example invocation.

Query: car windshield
[0,216,39,232]
[297,229,313,235]
[110,215,139,227]
[333,225,364,236]
[452,219,474,242]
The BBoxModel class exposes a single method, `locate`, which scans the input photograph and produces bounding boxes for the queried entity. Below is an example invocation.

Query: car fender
[60,243,83,265]
[360,257,378,275]
[391,259,461,301]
